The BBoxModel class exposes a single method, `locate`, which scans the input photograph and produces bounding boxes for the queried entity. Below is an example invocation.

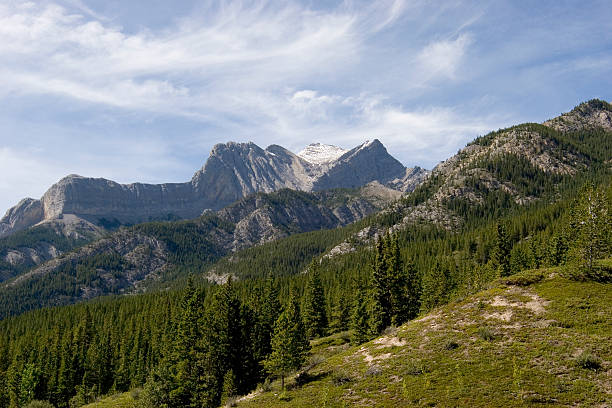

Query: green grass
[81,392,138,408]
[237,266,612,407]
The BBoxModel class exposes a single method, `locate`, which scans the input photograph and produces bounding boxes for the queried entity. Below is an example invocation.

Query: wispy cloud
[0,0,610,213]
[417,34,472,81]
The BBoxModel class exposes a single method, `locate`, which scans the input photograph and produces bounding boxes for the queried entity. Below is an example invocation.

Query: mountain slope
[237,267,612,407]
[0,139,427,238]
[0,186,397,317]
[321,100,612,259]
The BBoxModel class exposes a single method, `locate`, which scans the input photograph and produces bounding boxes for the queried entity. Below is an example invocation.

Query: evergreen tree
[220,369,237,406]
[302,265,328,339]
[350,285,370,345]
[547,232,569,266]
[420,260,450,312]
[200,278,245,407]
[388,236,409,326]
[404,258,421,320]
[170,278,203,408]
[371,234,391,332]
[329,292,350,334]
[252,281,280,363]
[492,223,511,276]
[570,184,611,274]
[264,294,310,391]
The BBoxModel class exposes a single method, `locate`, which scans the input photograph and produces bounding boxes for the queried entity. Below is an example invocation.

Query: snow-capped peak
[297,143,347,165]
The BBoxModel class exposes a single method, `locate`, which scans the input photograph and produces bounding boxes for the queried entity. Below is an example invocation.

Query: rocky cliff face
[543,99,612,132]
[0,198,43,238]
[1,139,426,238]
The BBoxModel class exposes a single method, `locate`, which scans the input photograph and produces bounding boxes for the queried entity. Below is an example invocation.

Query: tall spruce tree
[492,223,511,277]
[420,259,450,312]
[329,291,350,334]
[371,234,391,333]
[388,236,409,326]
[200,278,248,407]
[264,294,310,391]
[253,281,280,363]
[170,278,203,408]
[404,258,421,320]
[570,184,611,274]
[350,285,370,345]
[302,265,328,339]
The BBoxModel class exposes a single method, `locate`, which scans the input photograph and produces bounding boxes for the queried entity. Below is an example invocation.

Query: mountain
[0,185,399,317]
[322,99,612,256]
[0,139,427,239]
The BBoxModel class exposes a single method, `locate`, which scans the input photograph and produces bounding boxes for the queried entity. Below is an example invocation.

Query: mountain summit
[297,143,347,164]
[0,139,427,238]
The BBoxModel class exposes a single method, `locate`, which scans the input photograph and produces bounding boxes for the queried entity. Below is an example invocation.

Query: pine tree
[220,369,237,406]
[492,223,511,277]
[420,260,450,312]
[170,278,203,408]
[371,234,391,332]
[264,294,310,391]
[570,184,611,274]
[302,265,328,339]
[388,236,409,326]
[404,258,421,320]
[350,285,370,345]
[329,292,350,334]
[253,281,280,363]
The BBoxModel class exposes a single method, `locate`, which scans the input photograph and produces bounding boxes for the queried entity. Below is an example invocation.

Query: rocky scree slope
[0,139,427,238]
[0,186,398,317]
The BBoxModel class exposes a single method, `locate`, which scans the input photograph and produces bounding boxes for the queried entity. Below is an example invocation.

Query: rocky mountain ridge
[0,139,427,238]
[324,99,612,255]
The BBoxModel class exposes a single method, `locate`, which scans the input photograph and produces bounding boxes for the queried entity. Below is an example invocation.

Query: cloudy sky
[1,0,611,214]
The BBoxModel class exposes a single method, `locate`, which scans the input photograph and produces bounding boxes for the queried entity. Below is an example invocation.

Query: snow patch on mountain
[297,143,347,165]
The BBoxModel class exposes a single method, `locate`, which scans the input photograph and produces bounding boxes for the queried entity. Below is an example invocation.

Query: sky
[1,0,611,214]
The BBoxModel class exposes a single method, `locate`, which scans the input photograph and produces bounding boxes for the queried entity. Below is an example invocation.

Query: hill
[72,264,612,408]
[236,266,611,407]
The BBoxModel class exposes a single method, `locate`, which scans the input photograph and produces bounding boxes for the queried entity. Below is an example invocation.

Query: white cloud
[417,33,472,81]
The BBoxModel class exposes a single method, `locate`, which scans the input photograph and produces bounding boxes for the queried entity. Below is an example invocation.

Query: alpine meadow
[0,2,611,408]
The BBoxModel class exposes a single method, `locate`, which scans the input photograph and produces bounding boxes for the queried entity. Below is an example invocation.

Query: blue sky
[1,0,611,214]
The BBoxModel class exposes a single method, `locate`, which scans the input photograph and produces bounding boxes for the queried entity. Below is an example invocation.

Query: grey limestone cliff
[1,139,427,238]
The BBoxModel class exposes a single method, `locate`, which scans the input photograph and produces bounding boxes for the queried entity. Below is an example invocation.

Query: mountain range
[1,99,610,319]
[0,99,610,408]
[0,139,427,239]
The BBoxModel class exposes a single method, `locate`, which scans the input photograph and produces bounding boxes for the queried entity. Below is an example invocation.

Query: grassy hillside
[237,265,611,407]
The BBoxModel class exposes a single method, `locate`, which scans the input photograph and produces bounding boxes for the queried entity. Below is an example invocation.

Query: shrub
[444,339,460,350]
[502,270,545,286]
[331,371,353,386]
[576,351,602,370]
[478,326,495,341]
[404,360,425,376]
[23,402,54,408]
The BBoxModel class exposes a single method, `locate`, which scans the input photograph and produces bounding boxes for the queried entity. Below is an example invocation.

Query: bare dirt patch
[373,336,407,348]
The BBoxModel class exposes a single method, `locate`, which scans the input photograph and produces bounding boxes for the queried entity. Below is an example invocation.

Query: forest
[0,177,609,408]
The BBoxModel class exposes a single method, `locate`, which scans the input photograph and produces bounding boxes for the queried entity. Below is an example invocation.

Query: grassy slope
[237,266,611,407]
[81,392,138,408]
